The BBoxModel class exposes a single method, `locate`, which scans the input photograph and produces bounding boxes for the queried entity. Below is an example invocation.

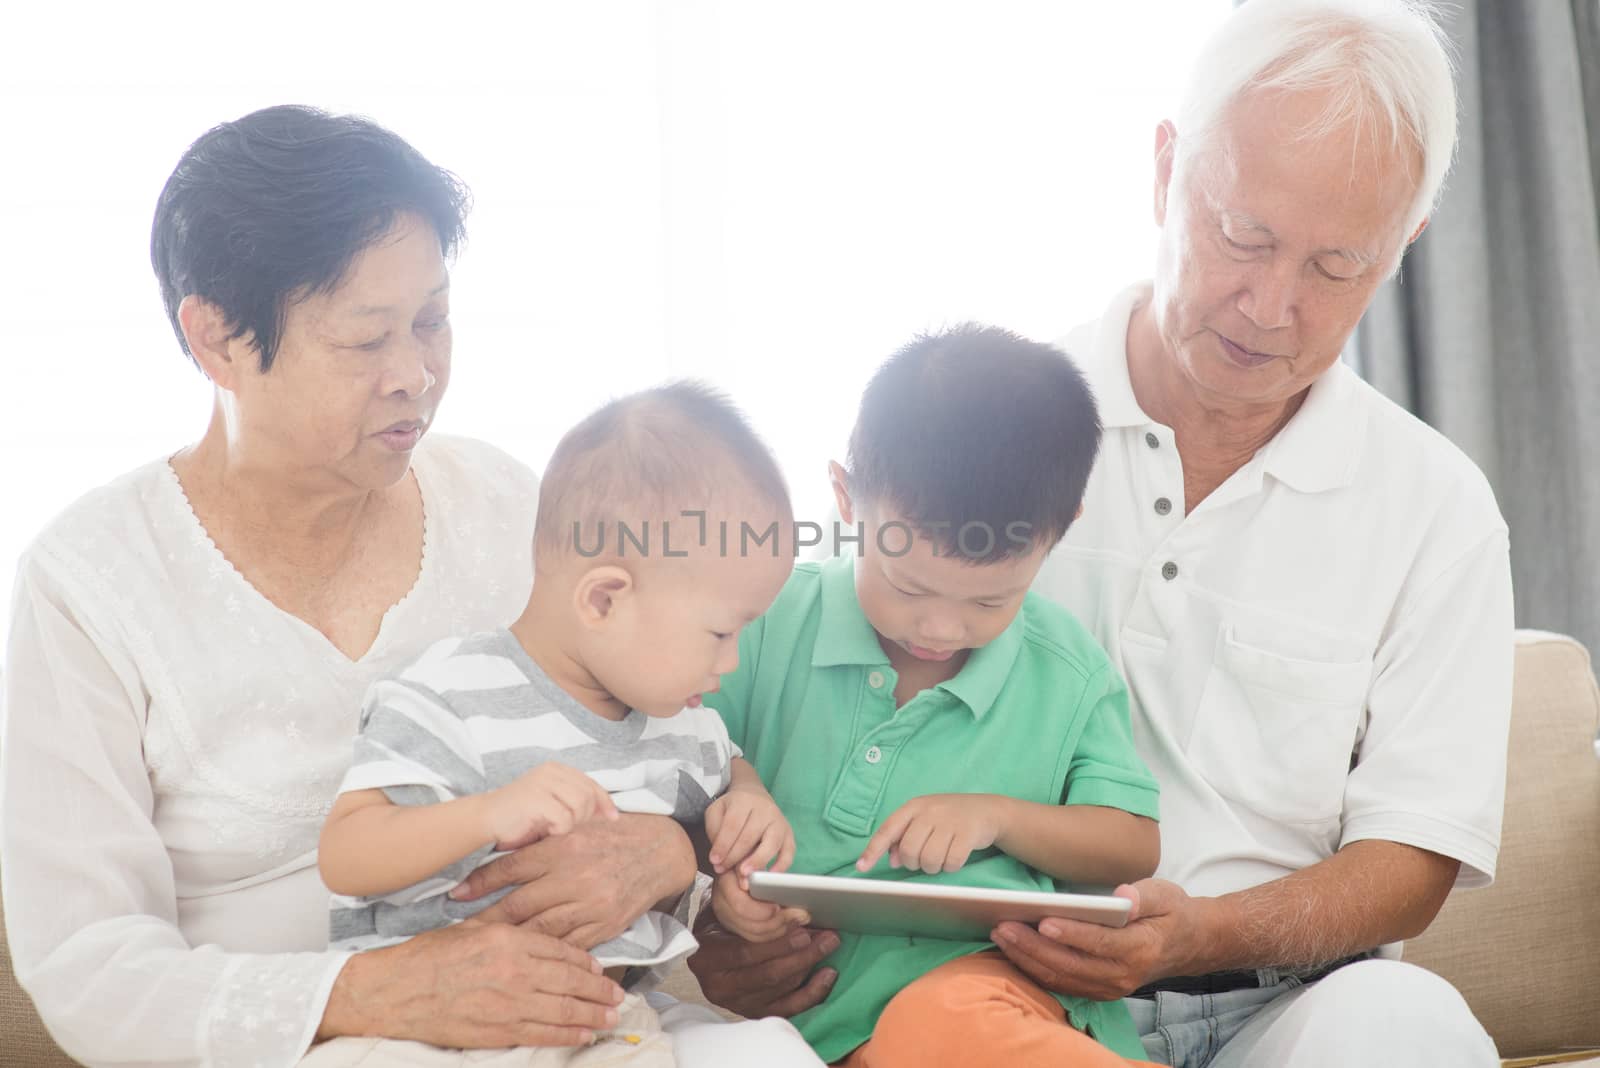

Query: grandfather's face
[1151,89,1422,410]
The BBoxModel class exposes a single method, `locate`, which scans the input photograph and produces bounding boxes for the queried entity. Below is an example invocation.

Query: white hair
[1174,0,1458,238]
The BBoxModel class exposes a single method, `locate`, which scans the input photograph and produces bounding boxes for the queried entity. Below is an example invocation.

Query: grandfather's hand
[318,922,624,1048]
[992,878,1205,1001]
[688,920,841,1019]
[450,813,697,949]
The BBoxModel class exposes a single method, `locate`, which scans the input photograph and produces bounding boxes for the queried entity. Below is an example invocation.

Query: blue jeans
[1124,979,1306,1067]
[1121,961,1498,1068]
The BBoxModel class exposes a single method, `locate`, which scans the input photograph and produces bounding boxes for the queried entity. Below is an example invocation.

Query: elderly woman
[0,106,814,1068]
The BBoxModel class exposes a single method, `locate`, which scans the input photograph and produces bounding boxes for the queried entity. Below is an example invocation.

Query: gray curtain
[1357,0,1600,654]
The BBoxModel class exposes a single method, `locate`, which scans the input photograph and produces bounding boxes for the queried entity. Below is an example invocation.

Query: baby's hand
[856,794,1001,875]
[711,868,810,944]
[705,786,795,885]
[483,762,619,851]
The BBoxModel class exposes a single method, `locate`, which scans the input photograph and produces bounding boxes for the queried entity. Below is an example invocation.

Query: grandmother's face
[238,213,451,488]
[1150,88,1422,411]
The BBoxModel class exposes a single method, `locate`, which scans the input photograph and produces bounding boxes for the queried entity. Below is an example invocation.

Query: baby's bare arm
[318,788,494,898]
[706,758,795,877]
[318,764,618,898]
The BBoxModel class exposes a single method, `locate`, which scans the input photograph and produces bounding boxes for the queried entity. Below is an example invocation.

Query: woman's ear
[572,565,634,629]
[178,295,253,391]
[828,460,855,525]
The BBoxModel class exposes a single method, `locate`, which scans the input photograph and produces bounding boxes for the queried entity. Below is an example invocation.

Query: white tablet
[746,871,1131,942]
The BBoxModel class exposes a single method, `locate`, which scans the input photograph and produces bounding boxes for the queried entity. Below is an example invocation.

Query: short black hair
[151,104,470,372]
[536,380,793,563]
[845,323,1101,561]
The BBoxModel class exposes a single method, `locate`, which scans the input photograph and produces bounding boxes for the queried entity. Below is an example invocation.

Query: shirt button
[865,746,883,765]
[1145,432,1160,449]
[1154,497,1172,516]
[1162,561,1179,581]
[867,670,885,689]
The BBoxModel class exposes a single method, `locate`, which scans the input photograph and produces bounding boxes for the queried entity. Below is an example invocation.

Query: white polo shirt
[1035,283,1514,898]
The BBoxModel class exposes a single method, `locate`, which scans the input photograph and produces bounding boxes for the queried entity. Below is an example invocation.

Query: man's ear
[1153,120,1178,227]
[573,565,634,629]
[178,295,255,391]
[828,460,855,525]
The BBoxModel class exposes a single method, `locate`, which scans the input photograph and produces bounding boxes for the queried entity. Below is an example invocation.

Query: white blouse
[1,434,540,1068]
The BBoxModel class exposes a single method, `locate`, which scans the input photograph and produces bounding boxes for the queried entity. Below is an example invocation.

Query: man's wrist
[1167,892,1234,979]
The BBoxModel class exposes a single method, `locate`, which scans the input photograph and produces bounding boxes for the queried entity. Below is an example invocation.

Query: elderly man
[689,2,1510,1066]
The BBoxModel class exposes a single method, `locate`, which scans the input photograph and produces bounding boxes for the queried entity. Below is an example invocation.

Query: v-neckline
[160,451,436,666]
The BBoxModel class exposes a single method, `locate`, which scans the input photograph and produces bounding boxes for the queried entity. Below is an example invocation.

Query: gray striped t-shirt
[328,628,737,970]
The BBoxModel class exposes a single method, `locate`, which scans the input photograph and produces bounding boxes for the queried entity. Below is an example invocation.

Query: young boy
[317,383,810,1065]
[705,325,1161,1067]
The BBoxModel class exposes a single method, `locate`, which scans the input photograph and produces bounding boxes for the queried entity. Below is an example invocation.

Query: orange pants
[836,953,1151,1068]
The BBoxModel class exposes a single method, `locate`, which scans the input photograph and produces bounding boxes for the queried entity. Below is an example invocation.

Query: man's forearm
[1182,840,1460,975]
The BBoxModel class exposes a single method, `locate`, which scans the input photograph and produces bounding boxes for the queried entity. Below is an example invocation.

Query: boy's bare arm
[858,794,1158,886]
[318,788,494,898]
[991,798,1159,886]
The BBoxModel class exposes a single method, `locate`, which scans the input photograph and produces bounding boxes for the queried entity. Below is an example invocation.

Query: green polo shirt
[705,556,1159,1063]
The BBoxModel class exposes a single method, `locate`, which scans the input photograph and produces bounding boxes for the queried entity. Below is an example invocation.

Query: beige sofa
[5,630,1598,1067]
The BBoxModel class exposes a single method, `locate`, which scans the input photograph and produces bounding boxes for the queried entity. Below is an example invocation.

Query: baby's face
[594,541,793,718]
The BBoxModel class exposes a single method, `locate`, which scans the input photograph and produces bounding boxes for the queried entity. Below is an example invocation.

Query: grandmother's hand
[448,813,698,949]
[317,923,624,1048]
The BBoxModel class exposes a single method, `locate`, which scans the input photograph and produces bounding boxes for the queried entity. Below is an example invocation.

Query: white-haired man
[990,1,1509,1065]
[689,1,1509,1066]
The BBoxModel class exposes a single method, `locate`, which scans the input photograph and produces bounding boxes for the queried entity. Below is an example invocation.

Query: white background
[0,0,1231,626]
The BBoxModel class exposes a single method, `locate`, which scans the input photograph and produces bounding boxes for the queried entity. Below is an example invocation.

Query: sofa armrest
[1405,630,1600,1059]
[1,859,82,1066]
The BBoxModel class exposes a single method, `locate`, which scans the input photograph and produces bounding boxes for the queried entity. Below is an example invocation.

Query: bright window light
[0,1,1232,628]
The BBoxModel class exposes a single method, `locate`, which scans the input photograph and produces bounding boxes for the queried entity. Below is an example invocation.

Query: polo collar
[1078,283,1152,430]
[1080,281,1365,494]
[1257,360,1366,493]
[809,556,1025,721]
[931,609,1024,721]
[811,556,891,669]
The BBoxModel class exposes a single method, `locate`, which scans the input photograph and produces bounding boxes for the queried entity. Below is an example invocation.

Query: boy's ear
[828,461,855,525]
[572,565,634,629]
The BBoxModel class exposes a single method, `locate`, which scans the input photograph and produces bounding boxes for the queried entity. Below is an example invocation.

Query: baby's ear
[573,565,633,627]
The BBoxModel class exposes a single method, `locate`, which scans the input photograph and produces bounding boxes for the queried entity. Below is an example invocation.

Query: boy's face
[841,493,1049,669]
[581,536,793,718]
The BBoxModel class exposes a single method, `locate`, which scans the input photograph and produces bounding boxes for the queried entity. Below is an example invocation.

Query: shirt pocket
[1186,627,1371,826]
